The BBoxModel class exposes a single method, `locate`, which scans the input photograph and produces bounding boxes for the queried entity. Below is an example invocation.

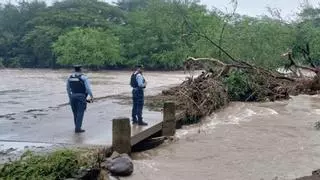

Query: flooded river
[2,69,320,179]
[128,95,320,180]
[0,69,188,116]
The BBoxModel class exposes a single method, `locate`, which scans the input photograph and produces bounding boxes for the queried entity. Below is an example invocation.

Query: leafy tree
[0,1,47,66]
[225,16,296,68]
[0,0,320,70]
[23,26,62,67]
[52,28,120,68]
[292,6,320,65]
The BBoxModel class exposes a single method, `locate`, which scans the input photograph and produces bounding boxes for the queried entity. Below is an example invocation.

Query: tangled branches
[162,72,229,118]
[147,56,320,122]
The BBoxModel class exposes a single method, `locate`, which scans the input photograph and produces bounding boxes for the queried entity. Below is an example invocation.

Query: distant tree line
[0,0,320,70]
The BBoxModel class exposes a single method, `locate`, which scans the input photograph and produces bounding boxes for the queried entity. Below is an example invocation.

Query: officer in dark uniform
[66,65,94,133]
[130,65,148,126]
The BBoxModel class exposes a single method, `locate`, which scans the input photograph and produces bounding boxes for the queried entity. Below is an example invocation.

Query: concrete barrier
[112,117,131,154]
[112,102,177,153]
[162,102,176,136]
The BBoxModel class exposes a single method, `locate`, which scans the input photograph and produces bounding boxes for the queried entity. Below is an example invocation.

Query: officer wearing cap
[130,65,148,126]
[66,65,94,133]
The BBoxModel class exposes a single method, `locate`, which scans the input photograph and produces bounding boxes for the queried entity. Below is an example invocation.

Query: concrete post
[162,102,176,136]
[112,117,131,154]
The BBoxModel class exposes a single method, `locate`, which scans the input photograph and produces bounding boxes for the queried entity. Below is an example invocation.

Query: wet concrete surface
[0,98,163,164]
[126,95,320,180]
[0,98,161,145]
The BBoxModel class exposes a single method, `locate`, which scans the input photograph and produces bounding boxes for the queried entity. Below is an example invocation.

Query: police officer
[130,65,148,126]
[66,65,94,133]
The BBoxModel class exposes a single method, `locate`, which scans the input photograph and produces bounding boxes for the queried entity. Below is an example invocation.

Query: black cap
[136,64,144,68]
[73,65,82,72]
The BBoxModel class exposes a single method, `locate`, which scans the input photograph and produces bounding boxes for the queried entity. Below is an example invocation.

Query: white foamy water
[130,95,320,180]
[176,102,280,138]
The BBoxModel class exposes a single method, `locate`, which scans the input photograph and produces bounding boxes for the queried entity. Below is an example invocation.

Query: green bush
[223,70,253,101]
[0,150,85,180]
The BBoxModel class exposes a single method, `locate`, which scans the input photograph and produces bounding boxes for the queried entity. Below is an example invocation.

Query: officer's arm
[136,74,146,88]
[66,79,71,100]
[81,75,93,98]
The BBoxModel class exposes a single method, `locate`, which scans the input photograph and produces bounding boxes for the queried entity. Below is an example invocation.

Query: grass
[0,148,102,180]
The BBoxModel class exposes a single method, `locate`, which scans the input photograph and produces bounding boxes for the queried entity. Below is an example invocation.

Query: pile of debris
[162,72,229,118]
[146,55,320,122]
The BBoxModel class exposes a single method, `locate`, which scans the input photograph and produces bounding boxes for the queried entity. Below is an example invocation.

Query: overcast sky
[204,0,318,17]
[3,0,320,19]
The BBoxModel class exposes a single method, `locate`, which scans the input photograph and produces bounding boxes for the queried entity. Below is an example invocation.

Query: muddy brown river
[0,69,188,116]
[1,69,320,179]
[127,96,320,180]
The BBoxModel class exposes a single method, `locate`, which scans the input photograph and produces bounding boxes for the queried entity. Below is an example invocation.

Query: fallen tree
[146,55,320,124]
[145,5,320,123]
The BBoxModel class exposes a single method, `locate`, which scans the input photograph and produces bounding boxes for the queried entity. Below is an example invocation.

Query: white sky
[2,0,320,19]
[201,0,319,19]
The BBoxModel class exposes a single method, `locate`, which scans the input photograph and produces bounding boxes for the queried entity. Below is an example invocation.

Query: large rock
[104,152,133,176]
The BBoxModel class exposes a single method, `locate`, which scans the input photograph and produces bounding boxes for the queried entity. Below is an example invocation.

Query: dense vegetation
[0,0,320,70]
[0,150,93,180]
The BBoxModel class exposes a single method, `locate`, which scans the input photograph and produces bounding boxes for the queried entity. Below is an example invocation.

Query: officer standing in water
[66,65,94,133]
[130,65,148,126]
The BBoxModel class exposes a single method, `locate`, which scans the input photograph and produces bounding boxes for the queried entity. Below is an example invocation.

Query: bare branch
[282,51,319,74]
[172,1,239,63]
[218,0,238,59]
[184,57,296,81]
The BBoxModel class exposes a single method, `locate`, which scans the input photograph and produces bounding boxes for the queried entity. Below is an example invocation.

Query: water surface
[0,69,188,116]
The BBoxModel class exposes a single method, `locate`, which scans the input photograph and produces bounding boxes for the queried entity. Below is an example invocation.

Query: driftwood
[147,55,320,122]
[184,57,296,81]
